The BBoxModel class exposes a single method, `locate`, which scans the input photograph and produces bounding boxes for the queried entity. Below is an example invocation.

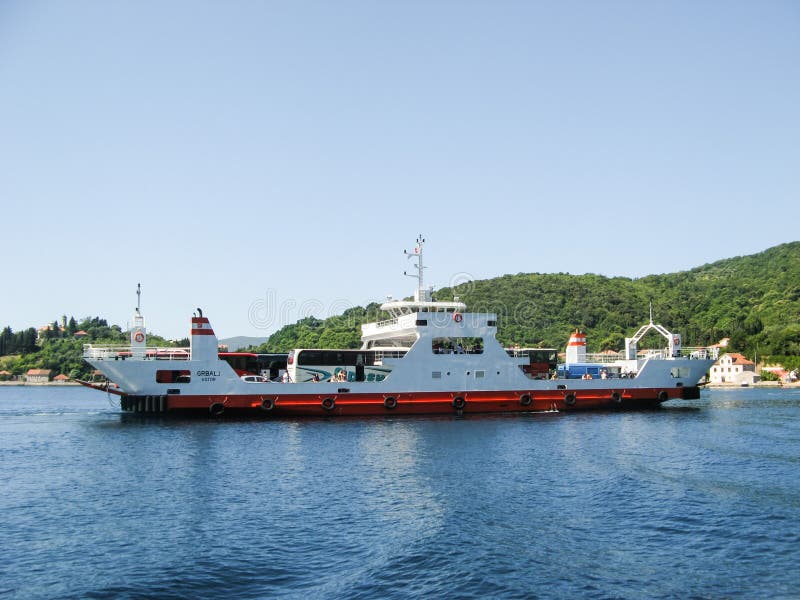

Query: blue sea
[1,386,799,599]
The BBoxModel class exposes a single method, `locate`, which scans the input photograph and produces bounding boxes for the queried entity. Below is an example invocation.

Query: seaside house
[0,370,13,381]
[26,369,52,383]
[53,374,71,383]
[709,353,759,385]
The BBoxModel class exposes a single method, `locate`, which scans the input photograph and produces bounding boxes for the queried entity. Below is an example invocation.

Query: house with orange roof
[26,369,52,383]
[53,374,71,382]
[709,352,759,385]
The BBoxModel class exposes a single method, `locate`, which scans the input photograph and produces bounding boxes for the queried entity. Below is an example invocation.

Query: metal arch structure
[624,304,681,359]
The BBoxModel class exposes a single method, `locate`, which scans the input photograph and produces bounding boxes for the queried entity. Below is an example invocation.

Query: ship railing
[83,344,191,361]
[583,353,627,363]
[373,349,408,361]
[366,317,400,329]
[583,346,719,363]
[681,346,719,360]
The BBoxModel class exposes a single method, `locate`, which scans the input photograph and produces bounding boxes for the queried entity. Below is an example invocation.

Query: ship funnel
[566,329,587,364]
[190,313,218,360]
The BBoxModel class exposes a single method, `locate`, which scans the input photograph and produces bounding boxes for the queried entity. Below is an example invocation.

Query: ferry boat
[81,238,717,417]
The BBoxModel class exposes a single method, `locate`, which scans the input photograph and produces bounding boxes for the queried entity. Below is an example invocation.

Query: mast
[404,234,429,302]
[131,283,146,353]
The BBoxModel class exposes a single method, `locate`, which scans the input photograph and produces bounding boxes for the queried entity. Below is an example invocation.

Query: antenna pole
[136,283,141,314]
[404,234,425,293]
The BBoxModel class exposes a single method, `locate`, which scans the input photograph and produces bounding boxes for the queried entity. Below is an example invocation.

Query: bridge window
[432,337,484,354]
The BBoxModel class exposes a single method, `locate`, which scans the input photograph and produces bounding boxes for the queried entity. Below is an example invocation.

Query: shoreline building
[709,353,759,386]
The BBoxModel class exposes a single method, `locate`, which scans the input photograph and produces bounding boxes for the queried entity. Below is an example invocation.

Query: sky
[1,1,798,340]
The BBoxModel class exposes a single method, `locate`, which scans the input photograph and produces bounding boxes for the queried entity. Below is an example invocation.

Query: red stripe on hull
[120,388,684,416]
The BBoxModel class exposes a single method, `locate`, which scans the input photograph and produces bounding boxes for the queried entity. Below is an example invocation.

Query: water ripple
[2,387,800,599]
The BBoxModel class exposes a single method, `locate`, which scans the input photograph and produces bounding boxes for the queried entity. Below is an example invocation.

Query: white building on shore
[709,353,759,386]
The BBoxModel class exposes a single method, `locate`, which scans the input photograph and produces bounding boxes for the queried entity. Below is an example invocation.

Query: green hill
[253,242,800,359]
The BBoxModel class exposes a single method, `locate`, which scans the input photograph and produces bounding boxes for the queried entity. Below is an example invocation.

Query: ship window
[670,367,691,378]
[487,320,497,327]
[432,371,442,379]
[432,337,484,354]
[156,369,190,383]
[475,370,485,378]
[416,319,428,326]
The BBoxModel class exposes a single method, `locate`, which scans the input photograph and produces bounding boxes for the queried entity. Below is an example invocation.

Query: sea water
[1,386,799,599]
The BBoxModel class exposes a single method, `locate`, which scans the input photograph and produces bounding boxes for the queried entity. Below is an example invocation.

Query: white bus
[286,349,406,383]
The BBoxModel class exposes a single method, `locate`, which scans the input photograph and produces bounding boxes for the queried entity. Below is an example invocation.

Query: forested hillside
[2,242,798,379]
[254,242,800,358]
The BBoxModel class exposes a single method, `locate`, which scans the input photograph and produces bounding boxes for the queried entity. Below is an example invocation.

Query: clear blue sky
[1,1,798,340]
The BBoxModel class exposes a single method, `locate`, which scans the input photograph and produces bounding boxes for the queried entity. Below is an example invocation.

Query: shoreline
[0,381,81,386]
[706,381,800,388]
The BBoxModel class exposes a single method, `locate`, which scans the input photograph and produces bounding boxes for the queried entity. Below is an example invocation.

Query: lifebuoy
[452,396,466,410]
[133,332,144,343]
[519,394,532,406]
[209,402,225,416]
[611,392,622,404]
[657,391,669,402]
[321,397,336,411]
[260,397,275,411]
[564,393,576,407]
[383,396,397,409]
[453,313,463,323]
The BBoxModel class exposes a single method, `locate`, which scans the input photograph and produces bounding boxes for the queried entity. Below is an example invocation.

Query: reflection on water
[1,386,799,598]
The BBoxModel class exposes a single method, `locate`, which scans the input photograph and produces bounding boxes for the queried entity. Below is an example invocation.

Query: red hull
[119,387,698,416]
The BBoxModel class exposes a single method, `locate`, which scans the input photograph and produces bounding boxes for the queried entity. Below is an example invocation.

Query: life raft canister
[453,313,463,323]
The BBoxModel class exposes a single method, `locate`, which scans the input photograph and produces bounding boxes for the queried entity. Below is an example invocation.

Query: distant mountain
[253,242,800,359]
[219,336,269,351]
